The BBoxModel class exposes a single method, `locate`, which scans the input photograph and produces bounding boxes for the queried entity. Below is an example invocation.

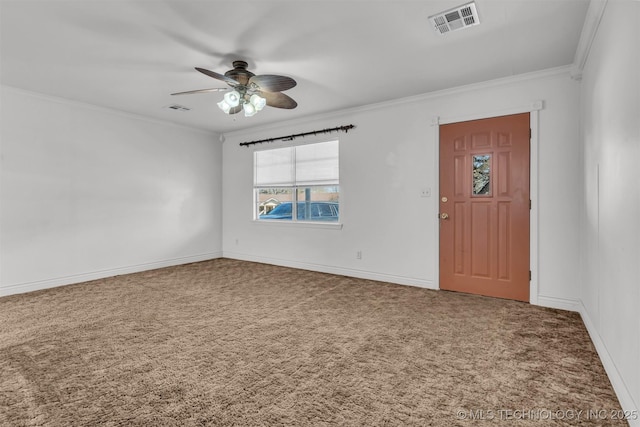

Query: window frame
[253,140,341,227]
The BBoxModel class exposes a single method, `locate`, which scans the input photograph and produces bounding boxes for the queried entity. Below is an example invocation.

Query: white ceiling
[0,0,590,134]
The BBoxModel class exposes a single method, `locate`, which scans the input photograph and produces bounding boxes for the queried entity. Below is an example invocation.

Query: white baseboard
[577,299,639,427]
[0,252,223,297]
[536,295,581,312]
[222,251,436,290]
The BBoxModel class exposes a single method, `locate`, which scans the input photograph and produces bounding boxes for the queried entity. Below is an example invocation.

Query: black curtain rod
[239,124,355,147]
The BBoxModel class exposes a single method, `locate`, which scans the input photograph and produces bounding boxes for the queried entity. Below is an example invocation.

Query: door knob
[440,213,449,220]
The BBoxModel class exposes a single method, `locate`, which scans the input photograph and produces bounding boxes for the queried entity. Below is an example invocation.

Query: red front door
[439,113,530,302]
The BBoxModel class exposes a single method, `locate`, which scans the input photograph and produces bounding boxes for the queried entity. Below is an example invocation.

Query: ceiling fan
[171,60,297,117]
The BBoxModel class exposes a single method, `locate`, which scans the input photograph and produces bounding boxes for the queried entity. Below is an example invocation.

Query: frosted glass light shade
[223,90,241,107]
[243,103,257,117]
[250,94,266,111]
[217,100,231,114]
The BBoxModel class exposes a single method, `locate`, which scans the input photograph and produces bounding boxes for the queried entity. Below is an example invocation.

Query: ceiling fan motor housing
[225,61,254,86]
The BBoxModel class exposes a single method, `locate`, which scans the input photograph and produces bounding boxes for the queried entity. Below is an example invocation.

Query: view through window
[254,140,339,222]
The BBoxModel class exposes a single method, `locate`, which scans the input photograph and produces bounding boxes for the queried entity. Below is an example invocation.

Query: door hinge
[529,199,532,209]
[529,270,532,281]
[529,128,532,139]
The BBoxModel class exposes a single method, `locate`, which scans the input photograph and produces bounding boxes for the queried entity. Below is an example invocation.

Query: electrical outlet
[420,187,431,197]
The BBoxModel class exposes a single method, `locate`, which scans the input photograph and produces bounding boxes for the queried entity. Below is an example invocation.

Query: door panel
[470,201,491,277]
[439,113,530,302]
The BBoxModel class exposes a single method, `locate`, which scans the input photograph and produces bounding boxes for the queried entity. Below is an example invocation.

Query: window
[472,154,491,195]
[254,140,339,222]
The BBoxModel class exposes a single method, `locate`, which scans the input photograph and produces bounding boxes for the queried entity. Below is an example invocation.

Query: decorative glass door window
[472,154,491,195]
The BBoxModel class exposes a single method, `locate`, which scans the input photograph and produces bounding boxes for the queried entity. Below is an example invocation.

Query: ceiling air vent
[429,2,480,35]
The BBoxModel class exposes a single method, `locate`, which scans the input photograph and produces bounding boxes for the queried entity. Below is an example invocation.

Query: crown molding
[0,85,219,138]
[223,65,572,140]
[571,0,608,80]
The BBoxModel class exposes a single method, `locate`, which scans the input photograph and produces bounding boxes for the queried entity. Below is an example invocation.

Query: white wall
[0,86,223,295]
[222,68,582,304]
[579,0,639,420]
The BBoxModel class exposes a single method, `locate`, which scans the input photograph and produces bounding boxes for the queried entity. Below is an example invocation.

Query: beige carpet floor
[0,258,626,426]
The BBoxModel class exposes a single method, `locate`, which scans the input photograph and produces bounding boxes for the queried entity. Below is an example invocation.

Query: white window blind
[254,140,339,187]
[295,140,339,186]
[254,147,294,186]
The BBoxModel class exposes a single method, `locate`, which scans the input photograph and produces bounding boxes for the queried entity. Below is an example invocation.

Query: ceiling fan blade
[195,67,238,85]
[171,88,228,95]
[249,75,297,92]
[259,91,298,109]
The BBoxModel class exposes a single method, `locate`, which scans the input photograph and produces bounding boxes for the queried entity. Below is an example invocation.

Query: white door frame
[432,100,543,304]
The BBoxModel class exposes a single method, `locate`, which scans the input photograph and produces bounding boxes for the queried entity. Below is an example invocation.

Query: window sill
[254,220,343,230]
